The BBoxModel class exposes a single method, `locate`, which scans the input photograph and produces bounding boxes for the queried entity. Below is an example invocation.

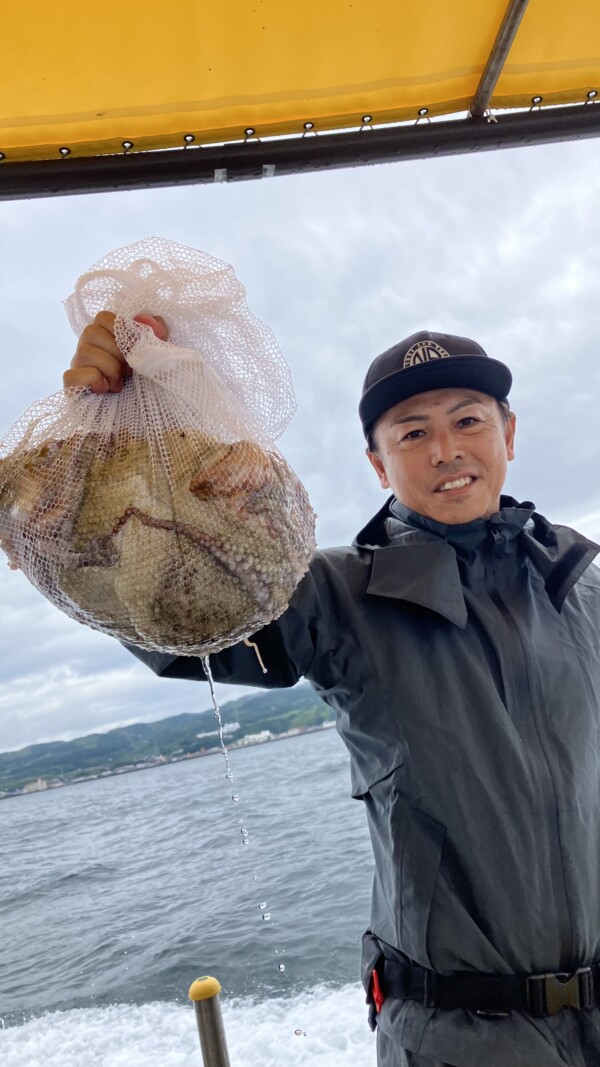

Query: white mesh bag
[0,238,316,656]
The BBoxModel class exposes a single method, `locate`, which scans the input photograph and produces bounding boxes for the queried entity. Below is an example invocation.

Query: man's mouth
[435,475,477,493]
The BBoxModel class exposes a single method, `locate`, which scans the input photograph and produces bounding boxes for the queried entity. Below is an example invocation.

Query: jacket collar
[521,512,600,611]
[389,497,535,552]
[354,496,599,626]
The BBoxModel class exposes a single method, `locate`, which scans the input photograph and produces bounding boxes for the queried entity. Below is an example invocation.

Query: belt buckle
[527,967,593,1016]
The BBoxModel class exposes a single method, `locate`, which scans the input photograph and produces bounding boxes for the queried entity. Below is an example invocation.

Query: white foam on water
[0,984,377,1067]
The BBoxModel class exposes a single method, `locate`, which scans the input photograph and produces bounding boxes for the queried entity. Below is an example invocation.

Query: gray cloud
[1,136,600,748]
[0,566,261,751]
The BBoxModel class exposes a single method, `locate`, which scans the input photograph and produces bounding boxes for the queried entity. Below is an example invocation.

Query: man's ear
[506,412,516,462]
[367,449,391,490]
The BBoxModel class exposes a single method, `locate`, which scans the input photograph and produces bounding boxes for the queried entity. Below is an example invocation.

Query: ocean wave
[0,984,376,1067]
[0,864,115,913]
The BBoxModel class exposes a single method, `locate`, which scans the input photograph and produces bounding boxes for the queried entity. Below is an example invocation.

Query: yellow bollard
[189,976,231,1067]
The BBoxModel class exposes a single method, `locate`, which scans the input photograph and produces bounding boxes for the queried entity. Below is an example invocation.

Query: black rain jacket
[130,496,600,1066]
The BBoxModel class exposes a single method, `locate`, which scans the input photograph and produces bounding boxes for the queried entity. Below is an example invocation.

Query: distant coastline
[0,683,335,798]
[2,720,336,799]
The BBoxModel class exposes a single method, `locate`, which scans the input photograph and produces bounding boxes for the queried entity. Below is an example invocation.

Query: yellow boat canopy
[2,0,600,197]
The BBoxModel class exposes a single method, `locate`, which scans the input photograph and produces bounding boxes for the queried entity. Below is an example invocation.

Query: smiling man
[361,332,515,527]
[367,386,515,525]
[69,324,600,1067]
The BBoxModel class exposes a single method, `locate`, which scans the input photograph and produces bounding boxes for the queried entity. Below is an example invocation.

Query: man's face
[367,387,516,524]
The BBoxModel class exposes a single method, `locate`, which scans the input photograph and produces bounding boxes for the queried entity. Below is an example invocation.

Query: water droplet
[242,838,249,844]
[278,963,286,972]
[262,912,271,921]
[294,1029,304,1037]
[231,794,239,802]
[240,828,249,837]
[258,902,268,910]
[225,770,233,780]
[252,874,258,881]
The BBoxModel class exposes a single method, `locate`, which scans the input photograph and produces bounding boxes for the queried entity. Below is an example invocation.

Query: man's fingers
[70,319,128,391]
[94,310,117,332]
[65,311,168,395]
[74,322,122,362]
[63,367,112,393]
[71,341,126,391]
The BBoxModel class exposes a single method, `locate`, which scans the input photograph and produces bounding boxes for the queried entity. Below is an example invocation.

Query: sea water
[0,727,376,1066]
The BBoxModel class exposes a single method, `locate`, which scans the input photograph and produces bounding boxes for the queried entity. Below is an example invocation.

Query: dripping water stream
[201,655,292,985]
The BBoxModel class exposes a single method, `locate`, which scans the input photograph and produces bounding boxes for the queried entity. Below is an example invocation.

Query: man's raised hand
[64,312,168,393]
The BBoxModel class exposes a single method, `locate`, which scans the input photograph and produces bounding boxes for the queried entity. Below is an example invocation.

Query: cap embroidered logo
[402,341,451,368]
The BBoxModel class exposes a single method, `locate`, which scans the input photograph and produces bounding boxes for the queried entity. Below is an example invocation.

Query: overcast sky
[1,134,600,752]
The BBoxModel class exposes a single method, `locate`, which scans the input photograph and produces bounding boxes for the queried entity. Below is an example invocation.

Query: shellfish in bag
[0,238,316,656]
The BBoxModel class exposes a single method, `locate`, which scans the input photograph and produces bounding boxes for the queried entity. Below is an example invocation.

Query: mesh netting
[0,238,316,656]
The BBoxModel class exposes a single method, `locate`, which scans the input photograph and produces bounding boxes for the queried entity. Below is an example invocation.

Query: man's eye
[458,417,480,427]
[402,429,425,441]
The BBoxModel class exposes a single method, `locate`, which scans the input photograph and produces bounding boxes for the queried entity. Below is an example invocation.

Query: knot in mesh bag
[0,238,316,656]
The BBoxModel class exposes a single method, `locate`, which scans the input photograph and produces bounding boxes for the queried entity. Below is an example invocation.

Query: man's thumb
[133,314,169,340]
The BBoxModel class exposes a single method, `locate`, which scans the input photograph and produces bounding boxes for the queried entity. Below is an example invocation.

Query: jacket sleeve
[124,561,323,689]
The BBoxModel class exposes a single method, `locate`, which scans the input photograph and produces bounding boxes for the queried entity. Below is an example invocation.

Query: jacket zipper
[488,535,574,967]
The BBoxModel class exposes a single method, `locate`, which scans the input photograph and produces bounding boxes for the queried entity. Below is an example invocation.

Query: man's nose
[429,432,465,466]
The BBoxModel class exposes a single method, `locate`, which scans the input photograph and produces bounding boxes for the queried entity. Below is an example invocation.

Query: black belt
[380,959,600,1017]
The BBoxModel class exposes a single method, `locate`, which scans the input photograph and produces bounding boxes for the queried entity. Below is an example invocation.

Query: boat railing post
[188,976,231,1067]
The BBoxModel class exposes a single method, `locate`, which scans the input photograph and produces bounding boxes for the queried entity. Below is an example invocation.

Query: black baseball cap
[359,330,512,438]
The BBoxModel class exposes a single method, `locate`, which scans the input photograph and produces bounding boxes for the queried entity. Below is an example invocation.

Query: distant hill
[0,684,333,794]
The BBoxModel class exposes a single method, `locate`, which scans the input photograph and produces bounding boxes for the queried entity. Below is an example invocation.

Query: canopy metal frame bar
[470,0,530,116]
[0,101,598,201]
[1,0,599,200]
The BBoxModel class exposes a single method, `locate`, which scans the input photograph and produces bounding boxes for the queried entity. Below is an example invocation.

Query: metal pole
[470,0,530,117]
[189,976,231,1067]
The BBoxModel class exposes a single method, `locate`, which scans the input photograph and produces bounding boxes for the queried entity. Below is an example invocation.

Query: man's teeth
[439,476,473,491]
